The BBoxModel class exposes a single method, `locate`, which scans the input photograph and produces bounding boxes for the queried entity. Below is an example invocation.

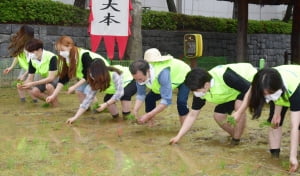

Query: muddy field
[0,87,297,176]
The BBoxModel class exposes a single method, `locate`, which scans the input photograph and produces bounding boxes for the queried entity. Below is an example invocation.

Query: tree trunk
[291,1,300,64]
[236,0,248,62]
[74,0,86,9]
[232,1,238,19]
[282,4,293,22]
[166,0,177,12]
[125,0,143,60]
[176,0,182,14]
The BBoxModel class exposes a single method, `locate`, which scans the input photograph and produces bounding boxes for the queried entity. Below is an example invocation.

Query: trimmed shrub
[0,0,292,34]
[142,10,292,34]
[0,0,89,26]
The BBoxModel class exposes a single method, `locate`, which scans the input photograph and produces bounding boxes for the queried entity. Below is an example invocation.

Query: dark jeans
[145,83,190,116]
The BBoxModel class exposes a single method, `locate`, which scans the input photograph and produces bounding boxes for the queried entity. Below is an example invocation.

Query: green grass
[259,120,272,128]
[226,116,236,126]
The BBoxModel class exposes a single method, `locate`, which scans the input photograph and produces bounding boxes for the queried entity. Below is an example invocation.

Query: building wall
[56,0,288,20]
[0,24,290,68]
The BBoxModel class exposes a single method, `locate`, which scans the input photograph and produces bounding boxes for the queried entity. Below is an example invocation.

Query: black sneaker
[270,149,280,158]
[112,114,119,119]
[230,138,240,145]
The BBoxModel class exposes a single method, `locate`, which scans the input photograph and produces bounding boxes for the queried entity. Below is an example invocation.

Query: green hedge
[0,0,292,34]
[0,0,89,26]
[142,11,292,34]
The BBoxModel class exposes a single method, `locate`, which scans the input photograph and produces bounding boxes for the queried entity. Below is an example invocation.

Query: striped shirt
[79,72,124,109]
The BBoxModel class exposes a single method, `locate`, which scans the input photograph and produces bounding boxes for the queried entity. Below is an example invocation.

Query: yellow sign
[184,34,203,58]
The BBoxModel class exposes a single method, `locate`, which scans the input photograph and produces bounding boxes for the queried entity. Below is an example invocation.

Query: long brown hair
[56,36,78,79]
[88,59,122,91]
[8,25,34,57]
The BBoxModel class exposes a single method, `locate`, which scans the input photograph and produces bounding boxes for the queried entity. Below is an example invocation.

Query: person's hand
[21,82,33,89]
[3,67,12,74]
[66,117,76,124]
[169,136,180,145]
[95,103,108,112]
[16,82,23,89]
[271,115,281,129]
[232,111,241,122]
[67,86,76,94]
[46,95,55,103]
[289,157,298,173]
[137,114,152,124]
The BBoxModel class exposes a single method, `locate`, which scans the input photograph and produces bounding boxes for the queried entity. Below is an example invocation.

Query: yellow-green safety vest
[104,65,133,94]
[146,56,191,94]
[273,65,300,107]
[202,63,257,104]
[31,50,57,78]
[76,48,110,79]
[17,51,29,70]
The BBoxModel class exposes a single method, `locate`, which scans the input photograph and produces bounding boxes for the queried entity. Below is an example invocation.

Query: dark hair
[185,68,212,91]
[25,38,43,52]
[88,59,122,91]
[8,25,34,57]
[249,68,286,119]
[129,60,149,75]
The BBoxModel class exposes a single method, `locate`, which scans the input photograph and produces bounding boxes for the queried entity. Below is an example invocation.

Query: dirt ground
[0,87,298,176]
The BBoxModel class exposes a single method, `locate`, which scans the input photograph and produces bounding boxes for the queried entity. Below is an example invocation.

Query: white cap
[144,48,172,62]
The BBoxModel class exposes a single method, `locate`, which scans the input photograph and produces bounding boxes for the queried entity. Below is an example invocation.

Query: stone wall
[0,24,291,68]
[142,30,291,67]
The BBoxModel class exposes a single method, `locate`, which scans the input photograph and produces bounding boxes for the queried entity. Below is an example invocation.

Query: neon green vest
[31,50,57,78]
[17,51,29,70]
[104,65,133,94]
[273,65,300,107]
[146,57,191,94]
[203,63,257,104]
[76,48,110,79]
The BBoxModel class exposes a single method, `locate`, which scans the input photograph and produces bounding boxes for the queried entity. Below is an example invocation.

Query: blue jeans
[75,82,90,95]
[145,83,190,116]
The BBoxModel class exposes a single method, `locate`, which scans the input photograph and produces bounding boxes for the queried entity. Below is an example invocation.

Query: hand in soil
[91,102,100,112]
[66,117,76,124]
[137,114,151,124]
[169,136,180,145]
[95,103,107,113]
[289,158,298,173]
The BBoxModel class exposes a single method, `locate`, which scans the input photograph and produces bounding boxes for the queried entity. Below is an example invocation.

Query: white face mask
[265,89,283,103]
[59,51,70,63]
[137,71,152,86]
[28,52,38,60]
[193,91,206,98]
[138,77,150,86]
